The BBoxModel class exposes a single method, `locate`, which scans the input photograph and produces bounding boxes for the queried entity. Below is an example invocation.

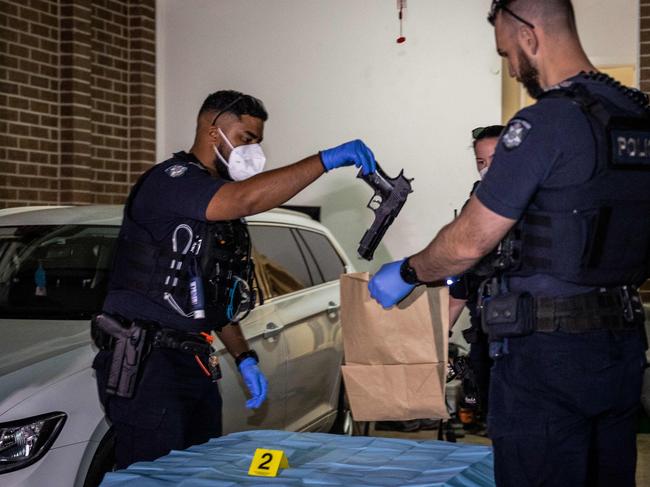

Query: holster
[481,292,535,341]
[91,313,152,398]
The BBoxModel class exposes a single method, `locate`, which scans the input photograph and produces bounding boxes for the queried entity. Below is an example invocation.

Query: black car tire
[83,429,116,487]
[329,382,369,436]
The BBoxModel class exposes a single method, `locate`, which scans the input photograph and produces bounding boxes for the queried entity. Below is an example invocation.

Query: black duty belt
[534,286,644,333]
[92,313,216,397]
[151,328,212,355]
[92,316,211,356]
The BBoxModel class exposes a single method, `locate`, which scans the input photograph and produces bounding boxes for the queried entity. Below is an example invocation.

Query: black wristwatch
[400,257,422,285]
[235,349,259,367]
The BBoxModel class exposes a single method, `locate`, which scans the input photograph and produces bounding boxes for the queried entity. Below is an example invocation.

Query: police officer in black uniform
[369,1,649,485]
[92,90,377,469]
[449,125,503,429]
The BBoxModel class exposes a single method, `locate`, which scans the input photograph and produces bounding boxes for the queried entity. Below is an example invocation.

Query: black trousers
[93,348,222,469]
[465,306,492,418]
[488,329,645,487]
[468,333,492,418]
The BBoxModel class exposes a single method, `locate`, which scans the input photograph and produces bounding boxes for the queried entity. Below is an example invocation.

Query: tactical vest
[108,158,255,327]
[501,75,650,287]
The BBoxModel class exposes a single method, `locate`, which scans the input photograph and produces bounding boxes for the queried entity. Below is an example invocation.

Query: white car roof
[0,205,354,268]
[0,205,328,233]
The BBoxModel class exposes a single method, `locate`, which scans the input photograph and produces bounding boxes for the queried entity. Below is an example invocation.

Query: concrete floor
[368,424,650,485]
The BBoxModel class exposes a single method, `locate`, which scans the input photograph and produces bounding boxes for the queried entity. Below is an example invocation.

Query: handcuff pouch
[481,292,535,339]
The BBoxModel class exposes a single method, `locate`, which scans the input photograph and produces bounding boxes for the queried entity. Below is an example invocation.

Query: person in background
[448,124,503,433]
[376,126,504,435]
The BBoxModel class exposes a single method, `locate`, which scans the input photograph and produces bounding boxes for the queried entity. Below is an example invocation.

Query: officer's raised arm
[206,139,374,221]
[185,106,376,222]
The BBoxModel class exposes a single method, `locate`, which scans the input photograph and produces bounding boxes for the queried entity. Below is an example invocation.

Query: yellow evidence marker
[248,448,290,477]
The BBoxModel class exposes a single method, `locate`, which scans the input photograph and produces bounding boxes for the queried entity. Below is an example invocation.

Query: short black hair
[199,90,268,122]
[489,0,577,34]
[472,125,504,141]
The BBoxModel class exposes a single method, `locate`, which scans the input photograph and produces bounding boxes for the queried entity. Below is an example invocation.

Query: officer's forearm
[216,323,250,359]
[409,196,515,283]
[410,220,482,283]
[206,155,324,221]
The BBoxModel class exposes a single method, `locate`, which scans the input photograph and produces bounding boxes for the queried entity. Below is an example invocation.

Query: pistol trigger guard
[368,194,383,211]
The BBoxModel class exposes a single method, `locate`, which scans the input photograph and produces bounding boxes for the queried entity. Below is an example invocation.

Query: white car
[0,205,356,487]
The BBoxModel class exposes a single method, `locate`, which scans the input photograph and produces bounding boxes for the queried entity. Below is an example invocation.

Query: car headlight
[0,412,67,474]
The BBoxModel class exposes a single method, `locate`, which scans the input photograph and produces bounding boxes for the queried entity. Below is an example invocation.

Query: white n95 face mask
[214,128,266,181]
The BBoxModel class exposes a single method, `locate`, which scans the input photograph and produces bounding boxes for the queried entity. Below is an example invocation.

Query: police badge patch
[502,119,532,150]
[165,164,188,178]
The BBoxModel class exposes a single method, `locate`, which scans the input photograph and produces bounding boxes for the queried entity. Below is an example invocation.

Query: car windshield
[0,225,119,320]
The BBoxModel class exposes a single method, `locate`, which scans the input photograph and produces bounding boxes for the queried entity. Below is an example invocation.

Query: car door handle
[263,322,282,340]
[327,301,340,319]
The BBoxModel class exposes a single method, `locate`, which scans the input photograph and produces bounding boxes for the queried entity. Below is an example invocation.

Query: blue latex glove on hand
[320,139,377,175]
[238,357,268,409]
[368,259,416,309]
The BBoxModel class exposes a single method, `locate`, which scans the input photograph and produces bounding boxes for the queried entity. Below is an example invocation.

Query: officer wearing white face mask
[447,124,504,432]
[472,125,502,181]
[213,127,266,181]
[93,90,377,469]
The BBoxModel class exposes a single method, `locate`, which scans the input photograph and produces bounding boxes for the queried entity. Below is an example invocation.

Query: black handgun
[357,163,413,260]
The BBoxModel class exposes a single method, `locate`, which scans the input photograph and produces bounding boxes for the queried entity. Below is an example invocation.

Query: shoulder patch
[165,164,188,178]
[502,119,532,150]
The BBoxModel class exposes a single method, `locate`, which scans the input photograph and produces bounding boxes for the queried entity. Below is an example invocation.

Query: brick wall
[639,0,649,300]
[0,0,155,208]
[642,0,650,94]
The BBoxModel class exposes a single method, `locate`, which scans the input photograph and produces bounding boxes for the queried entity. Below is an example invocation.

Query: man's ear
[518,26,539,56]
[207,124,221,143]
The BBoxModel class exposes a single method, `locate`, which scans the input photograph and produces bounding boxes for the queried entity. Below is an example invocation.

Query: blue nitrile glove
[319,139,377,175]
[368,259,416,309]
[238,357,268,409]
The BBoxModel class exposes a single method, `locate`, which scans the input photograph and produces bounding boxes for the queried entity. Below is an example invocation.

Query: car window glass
[0,225,119,319]
[292,229,324,286]
[248,225,311,298]
[297,230,345,283]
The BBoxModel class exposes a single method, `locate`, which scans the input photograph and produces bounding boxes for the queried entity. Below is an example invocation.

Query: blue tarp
[100,430,495,487]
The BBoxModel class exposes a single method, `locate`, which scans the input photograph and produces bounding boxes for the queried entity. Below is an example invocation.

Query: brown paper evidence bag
[340,272,450,421]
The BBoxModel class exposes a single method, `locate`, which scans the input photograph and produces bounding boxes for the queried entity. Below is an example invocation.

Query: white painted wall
[573,0,638,67]
[156,0,638,271]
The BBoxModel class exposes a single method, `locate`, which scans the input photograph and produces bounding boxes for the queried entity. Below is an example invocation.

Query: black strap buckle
[620,286,635,322]
[179,340,211,355]
[151,328,212,355]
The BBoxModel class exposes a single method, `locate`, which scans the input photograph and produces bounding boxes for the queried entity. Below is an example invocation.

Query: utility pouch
[481,292,535,340]
[93,313,151,398]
